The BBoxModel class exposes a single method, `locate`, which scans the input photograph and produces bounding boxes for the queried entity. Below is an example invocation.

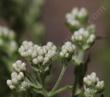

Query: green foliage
[0,0,45,43]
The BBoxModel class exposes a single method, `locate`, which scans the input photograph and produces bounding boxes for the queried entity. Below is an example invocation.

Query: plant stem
[32,67,49,97]
[42,88,49,97]
[72,68,78,97]
[50,85,72,97]
[37,73,49,97]
[30,83,43,95]
[51,64,67,92]
[71,62,88,97]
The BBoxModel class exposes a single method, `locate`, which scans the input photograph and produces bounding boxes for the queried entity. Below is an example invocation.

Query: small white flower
[17,72,24,81]
[0,26,17,55]
[11,78,18,85]
[66,8,88,30]
[96,81,104,90]
[43,57,50,64]
[90,72,99,83]
[7,80,16,90]
[9,85,15,90]
[87,34,95,43]
[71,26,95,50]
[31,42,57,66]
[18,41,34,57]
[37,56,44,62]
[33,58,39,64]
[47,42,53,47]
[0,26,15,39]
[12,63,21,72]
[60,41,76,59]
[7,61,26,90]
[12,60,26,72]
[21,63,27,71]
[7,80,13,86]
[84,88,96,97]
[11,72,17,78]
[83,72,98,86]
[78,8,88,19]
[83,72,104,97]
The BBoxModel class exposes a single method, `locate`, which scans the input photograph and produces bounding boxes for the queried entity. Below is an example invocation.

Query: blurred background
[0,0,110,97]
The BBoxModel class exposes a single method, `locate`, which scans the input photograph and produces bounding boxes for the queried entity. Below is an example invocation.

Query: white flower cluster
[0,26,17,53]
[83,72,104,97]
[66,8,88,30]
[18,41,34,57]
[19,41,57,73]
[60,25,95,64]
[60,8,96,65]
[60,41,84,65]
[0,26,15,39]
[7,60,27,90]
[32,42,57,65]
[71,25,95,50]
[60,41,76,59]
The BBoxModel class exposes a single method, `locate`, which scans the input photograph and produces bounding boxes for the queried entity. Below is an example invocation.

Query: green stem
[30,83,43,95]
[51,64,67,92]
[50,85,72,97]
[37,73,48,97]
[30,83,42,90]
[32,67,49,97]
[72,66,81,97]
[71,63,87,97]
[31,77,48,97]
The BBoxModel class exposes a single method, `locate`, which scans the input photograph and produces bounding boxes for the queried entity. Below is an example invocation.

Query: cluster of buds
[18,41,34,57]
[66,8,88,31]
[19,41,57,73]
[6,7,105,97]
[59,8,96,65]
[60,41,84,65]
[60,41,76,59]
[0,26,17,54]
[7,60,27,90]
[71,25,96,50]
[83,72,104,97]
[0,26,15,39]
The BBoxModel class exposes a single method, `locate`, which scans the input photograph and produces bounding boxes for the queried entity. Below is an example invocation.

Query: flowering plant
[0,26,18,70]
[7,8,104,97]
[0,26,18,96]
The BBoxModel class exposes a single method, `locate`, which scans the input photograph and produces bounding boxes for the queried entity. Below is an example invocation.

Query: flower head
[18,41,34,57]
[19,41,57,73]
[0,26,15,39]
[0,26,17,54]
[60,41,76,60]
[32,42,57,73]
[66,8,88,31]
[7,60,27,90]
[71,25,96,50]
[83,72,104,97]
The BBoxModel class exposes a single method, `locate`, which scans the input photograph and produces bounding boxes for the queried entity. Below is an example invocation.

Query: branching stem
[51,64,67,92]
[50,85,72,97]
